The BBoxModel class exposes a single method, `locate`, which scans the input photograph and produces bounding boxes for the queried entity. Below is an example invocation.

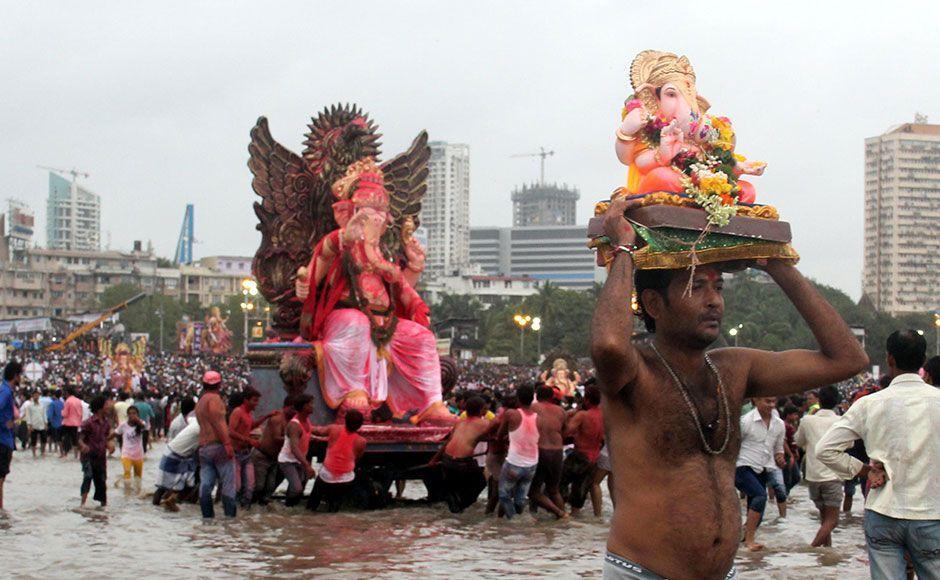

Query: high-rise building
[421,141,470,281]
[46,172,101,251]
[862,120,940,314]
[470,225,598,290]
[511,183,580,226]
[1,200,35,261]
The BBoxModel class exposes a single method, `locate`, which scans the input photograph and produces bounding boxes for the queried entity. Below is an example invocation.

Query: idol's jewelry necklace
[649,342,732,455]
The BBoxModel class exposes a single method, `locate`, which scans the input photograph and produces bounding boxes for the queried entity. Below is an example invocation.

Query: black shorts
[29,429,47,447]
[531,448,564,494]
[61,426,78,451]
[0,444,12,478]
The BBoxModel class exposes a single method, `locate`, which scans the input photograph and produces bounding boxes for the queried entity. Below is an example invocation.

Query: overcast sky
[3,1,939,298]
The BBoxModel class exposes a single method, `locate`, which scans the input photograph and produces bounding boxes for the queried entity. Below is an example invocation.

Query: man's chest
[623,390,740,462]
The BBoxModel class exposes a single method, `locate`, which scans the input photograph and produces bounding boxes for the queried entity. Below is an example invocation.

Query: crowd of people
[0,344,611,520]
[1,328,938,578]
[434,380,608,520]
[19,349,251,399]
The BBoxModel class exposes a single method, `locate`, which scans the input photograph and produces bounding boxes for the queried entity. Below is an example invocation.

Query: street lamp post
[240,278,258,354]
[532,317,542,362]
[513,314,532,361]
[155,305,164,352]
[934,314,940,356]
[728,323,743,347]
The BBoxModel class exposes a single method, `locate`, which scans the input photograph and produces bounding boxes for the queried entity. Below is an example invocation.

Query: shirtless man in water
[592,197,868,580]
[195,371,237,518]
[529,385,568,519]
[433,396,495,513]
[251,395,295,505]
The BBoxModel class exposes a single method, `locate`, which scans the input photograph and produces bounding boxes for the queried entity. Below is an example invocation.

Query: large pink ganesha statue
[295,158,452,424]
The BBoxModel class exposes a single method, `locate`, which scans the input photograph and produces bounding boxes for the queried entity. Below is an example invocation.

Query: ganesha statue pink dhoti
[295,158,452,425]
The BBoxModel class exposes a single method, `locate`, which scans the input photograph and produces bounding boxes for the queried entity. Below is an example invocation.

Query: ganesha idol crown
[331,157,389,210]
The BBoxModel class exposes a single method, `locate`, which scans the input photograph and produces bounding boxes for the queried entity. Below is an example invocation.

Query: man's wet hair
[536,385,555,402]
[886,330,927,372]
[584,385,601,407]
[501,391,519,410]
[344,409,364,432]
[118,391,129,401]
[292,394,313,412]
[282,394,296,408]
[3,360,22,382]
[180,396,196,416]
[817,385,841,410]
[634,269,681,333]
[516,383,535,406]
[782,404,800,418]
[242,386,261,401]
[465,395,486,417]
[90,395,107,414]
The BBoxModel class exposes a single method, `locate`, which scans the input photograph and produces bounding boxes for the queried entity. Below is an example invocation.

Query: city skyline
[3,2,940,299]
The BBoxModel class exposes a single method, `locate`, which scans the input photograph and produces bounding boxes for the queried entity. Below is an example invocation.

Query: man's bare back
[196,391,228,448]
[257,410,286,457]
[444,417,493,458]
[532,400,565,450]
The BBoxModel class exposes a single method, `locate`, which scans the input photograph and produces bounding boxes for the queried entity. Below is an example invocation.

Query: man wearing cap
[195,370,237,518]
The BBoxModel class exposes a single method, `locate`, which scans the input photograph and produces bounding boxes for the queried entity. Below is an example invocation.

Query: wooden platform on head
[588,203,792,243]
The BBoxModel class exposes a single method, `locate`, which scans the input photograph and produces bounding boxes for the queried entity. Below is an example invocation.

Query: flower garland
[631,102,744,227]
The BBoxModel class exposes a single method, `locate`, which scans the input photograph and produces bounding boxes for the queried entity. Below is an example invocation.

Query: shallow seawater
[1,444,869,578]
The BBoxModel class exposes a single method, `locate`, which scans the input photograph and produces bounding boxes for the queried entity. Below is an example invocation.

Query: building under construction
[510,183,579,227]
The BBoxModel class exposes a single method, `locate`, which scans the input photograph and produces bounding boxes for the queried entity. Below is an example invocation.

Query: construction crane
[46,292,146,352]
[174,204,195,265]
[510,147,554,184]
[37,165,90,183]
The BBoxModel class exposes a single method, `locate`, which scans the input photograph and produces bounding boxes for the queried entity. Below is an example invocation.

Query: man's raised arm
[591,197,643,396]
[743,261,869,398]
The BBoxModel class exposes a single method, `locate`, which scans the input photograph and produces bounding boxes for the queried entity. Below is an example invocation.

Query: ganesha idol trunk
[246,342,458,507]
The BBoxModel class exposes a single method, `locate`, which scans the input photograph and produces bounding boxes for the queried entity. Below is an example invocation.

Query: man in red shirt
[60,387,84,458]
[307,410,367,512]
[227,387,273,508]
[564,385,606,516]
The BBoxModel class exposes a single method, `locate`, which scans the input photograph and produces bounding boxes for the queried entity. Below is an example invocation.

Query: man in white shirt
[817,330,939,580]
[735,396,786,551]
[20,390,48,457]
[166,396,196,441]
[154,417,201,511]
[794,385,844,547]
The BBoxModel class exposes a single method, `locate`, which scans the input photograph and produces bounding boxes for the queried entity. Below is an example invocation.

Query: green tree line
[430,276,938,368]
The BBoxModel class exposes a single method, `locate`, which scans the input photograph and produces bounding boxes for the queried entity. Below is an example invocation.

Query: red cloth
[301,231,347,340]
[299,230,432,340]
[323,426,363,476]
